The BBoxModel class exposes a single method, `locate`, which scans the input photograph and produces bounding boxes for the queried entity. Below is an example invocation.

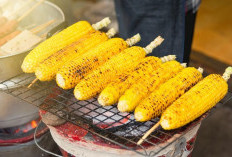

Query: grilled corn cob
[160,67,232,130]
[98,55,176,106]
[74,36,164,100]
[134,67,203,122]
[35,29,116,81]
[56,34,141,89]
[21,17,111,73]
[118,61,186,112]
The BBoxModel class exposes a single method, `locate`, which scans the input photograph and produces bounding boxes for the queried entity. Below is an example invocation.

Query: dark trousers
[114,0,197,63]
[184,11,197,64]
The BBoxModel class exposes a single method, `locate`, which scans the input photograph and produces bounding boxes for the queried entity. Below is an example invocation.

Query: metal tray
[0,0,65,83]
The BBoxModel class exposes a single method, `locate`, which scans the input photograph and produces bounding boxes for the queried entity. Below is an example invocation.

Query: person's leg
[184,11,197,64]
[114,0,185,62]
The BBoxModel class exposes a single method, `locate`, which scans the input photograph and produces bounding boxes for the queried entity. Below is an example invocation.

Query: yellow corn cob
[35,29,116,81]
[134,67,203,122]
[56,34,141,90]
[160,67,232,130]
[98,56,162,106]
[21,17,111,73]
[137,67,232,145]
[98,55,176,106]
[118,61,185,112]
[74,36,164,100]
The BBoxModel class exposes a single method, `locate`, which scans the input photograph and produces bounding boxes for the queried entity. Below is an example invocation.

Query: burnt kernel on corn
[160,74,228,130]
[98,56,162,106]
[74,46,147,100]
[56,38,128,89]
[22,21,94,73]
[134,67,203,122]
[118,61,184,112]
[35,31,109,81]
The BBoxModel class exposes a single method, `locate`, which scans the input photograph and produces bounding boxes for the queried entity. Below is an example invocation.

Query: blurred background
[54,0,232,156]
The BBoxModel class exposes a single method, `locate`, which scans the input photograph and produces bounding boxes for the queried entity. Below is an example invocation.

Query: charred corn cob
[74,36,164,100]
[98,55,176,106]
[134,67,203,122]
[118,61,186,112]
[160,67,232,130]
[56,34,141,89]
[35,29,116,81]
[21,17,111,73]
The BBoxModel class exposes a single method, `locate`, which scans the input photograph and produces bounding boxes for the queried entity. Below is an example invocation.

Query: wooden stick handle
[91,17,111,30]
[125,34,141,46]
[137,121,161,145]
[17,0,45,22]
[222,66,232,81]
[143,36,164,54]
[181,63,187,68]
[106,28,116,38]
[160,55,176,63]
[197,67,204,74]
[30,19,55,34]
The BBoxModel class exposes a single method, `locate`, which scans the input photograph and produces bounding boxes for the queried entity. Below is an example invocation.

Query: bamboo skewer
[17,0,45,22]
[137,67,232,145]
[0,0,45,38]
[0,0,33,26]
[137,121,161,145]
[40,32,48,38]
[8,0,34,19]
[30,19,55,34]
[137,68,204,145]
[24,23,37,30]
[26,20,56,88]
[28,78,38,88]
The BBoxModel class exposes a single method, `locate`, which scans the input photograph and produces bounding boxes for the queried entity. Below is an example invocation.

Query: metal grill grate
[1,73,231,156]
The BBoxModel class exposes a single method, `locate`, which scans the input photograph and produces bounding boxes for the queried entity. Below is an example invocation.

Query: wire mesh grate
[1,73,231,156]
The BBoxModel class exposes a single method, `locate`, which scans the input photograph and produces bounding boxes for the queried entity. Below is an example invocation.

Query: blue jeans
[114,0,186,62]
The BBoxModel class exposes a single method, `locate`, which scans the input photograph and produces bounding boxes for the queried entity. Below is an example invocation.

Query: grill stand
[48,122,201,157]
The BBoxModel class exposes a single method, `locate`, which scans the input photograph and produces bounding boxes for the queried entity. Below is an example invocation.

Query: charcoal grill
[0,73,231,156]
